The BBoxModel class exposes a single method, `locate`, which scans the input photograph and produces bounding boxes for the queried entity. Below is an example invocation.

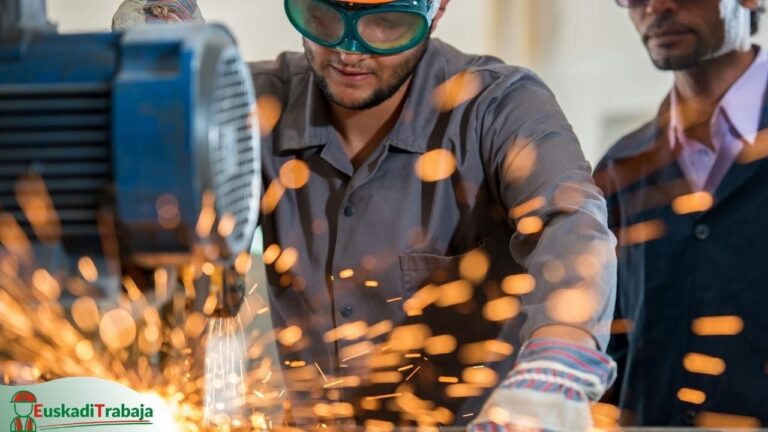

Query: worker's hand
[113,0,205,30]
[143,0,203,23]
[468,338,617,432]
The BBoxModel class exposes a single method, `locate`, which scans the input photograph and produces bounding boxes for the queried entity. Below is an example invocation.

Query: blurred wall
[45,0,768,165]
[518,0,673,164]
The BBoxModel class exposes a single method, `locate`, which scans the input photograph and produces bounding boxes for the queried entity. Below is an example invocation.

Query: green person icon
[9,391,36,432]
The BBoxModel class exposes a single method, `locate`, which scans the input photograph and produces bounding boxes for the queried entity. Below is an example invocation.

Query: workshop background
[4,0,762,429]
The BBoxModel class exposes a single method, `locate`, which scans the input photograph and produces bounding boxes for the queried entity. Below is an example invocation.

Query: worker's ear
[430,0,450,33]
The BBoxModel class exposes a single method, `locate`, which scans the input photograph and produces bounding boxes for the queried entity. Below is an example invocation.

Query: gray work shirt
[252,39,616,425]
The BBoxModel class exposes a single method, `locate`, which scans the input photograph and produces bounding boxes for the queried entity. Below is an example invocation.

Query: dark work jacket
[594,90,768,426]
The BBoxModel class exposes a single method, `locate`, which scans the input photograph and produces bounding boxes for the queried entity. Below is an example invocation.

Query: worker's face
[303,37,428,110]
[629,0,755,70]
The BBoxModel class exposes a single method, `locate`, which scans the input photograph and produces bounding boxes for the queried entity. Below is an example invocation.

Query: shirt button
[682,408,697,425]
[694,224,710,240]
[343,205,355,217]
[340,305,354,318]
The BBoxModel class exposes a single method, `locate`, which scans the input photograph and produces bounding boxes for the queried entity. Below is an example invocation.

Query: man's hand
[468,338,617,432]
[113,0,205,30]
[143,0,203,22]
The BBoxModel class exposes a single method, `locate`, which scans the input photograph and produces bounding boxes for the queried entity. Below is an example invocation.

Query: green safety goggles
[284,0,439,55]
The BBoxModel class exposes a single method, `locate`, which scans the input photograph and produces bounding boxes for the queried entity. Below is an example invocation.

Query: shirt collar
[669,47,768,150]
[276,73,334,152]
[721,47,768,145]
[387,40,447,153]
[277,40,449,155]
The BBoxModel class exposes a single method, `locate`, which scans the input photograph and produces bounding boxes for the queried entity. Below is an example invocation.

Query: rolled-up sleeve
[479,69,617,350]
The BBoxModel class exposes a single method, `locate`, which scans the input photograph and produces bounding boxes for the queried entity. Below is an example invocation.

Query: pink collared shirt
[669,48,768,193]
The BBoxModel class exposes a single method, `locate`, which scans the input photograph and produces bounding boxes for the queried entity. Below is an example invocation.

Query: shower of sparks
[0,262,286,431]
[0,184,287,431]
[204,316,247,428]
[0,262,208,430]
[0,165,653,430]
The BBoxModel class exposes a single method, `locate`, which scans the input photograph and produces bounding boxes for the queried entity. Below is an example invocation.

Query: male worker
[111,0,616,429]
[254,0,617,430]
[595,0,768,426]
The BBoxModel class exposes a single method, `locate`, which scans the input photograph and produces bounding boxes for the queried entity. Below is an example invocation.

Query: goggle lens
[357,12,427,51]
[286,0,345,44]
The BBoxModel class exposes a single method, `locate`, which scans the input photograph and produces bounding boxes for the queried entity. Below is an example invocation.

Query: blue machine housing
[0,24,261,269]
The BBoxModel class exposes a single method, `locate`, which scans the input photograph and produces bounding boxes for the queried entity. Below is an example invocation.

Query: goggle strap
[426,0,441,22]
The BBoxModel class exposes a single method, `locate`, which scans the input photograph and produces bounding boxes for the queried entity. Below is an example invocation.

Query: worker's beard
[304,39,429,111]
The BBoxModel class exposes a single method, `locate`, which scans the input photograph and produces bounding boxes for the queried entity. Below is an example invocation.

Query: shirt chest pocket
[398,239,489,300]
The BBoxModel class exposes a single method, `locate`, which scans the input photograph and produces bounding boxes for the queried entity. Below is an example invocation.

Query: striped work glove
[469,338,617,432]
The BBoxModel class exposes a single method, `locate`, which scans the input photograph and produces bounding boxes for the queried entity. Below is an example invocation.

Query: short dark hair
[752,8,765,35]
